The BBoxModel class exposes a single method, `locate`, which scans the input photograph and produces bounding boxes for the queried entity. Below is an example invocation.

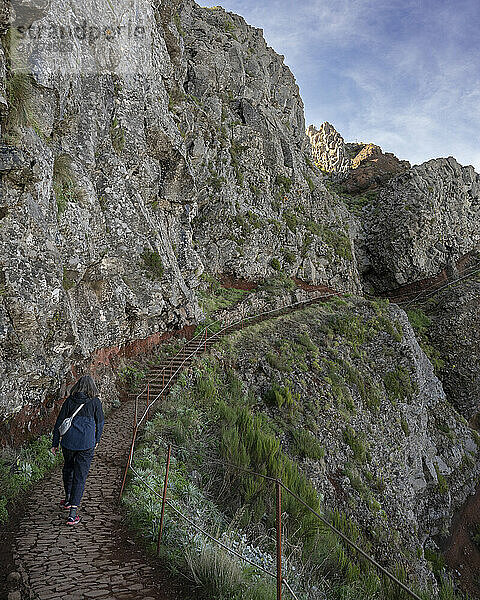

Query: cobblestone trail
[9,392,185,600]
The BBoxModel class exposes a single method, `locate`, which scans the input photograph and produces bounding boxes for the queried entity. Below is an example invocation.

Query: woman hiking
[51,375,104,525]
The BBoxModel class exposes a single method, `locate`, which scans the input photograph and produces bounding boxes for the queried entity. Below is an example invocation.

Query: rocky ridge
[308,122,480,293]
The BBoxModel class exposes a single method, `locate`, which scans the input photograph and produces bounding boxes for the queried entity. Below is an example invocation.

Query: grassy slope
[122,297,476,600]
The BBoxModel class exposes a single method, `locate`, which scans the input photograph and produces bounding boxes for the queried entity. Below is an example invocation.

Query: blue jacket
[52,392,104,450]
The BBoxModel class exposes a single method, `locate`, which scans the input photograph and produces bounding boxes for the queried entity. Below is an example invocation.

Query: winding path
[7,392,186,600]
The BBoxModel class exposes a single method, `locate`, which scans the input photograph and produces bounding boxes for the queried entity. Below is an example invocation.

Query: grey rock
[357,157,480,292]
[0,0,361,428]
[0,145,26,172]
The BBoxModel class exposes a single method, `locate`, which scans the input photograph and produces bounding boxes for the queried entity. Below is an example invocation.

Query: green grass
[141,249,164,279]
[53,154,83,215]
[343,426,368,463]
[383,366,417,403]
[258,274,297,293]
[434,463,449,494]
[0,435,62,523]
[198,273,249,316]
[407,309,432,335]
[1,28,43,140]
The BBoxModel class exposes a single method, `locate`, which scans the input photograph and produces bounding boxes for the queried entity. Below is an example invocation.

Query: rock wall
[358,158,480,291]
[425,278,480,421]
[179,7,360,289]
[0,0,360,432]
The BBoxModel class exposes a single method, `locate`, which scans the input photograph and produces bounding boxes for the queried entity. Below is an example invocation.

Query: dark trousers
[62,447,95,506]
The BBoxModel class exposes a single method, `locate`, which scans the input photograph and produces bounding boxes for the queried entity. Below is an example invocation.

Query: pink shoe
[60,499,72,509]
[66,515,80,526]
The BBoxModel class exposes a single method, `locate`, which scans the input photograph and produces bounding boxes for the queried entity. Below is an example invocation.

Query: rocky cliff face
[0,1,362,433]
[358,158,480,292]
[421,278,480,421]
[309,122,480,293]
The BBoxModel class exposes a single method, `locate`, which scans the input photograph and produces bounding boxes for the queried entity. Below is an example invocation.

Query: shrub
[434,463,448,494]
[282,211,298,233]
[292,429,325,460]
[270,258,282,271]
[62,268,76,291]
[275,174,292,192]
[141,249,164,279]
[305,174,315,192]
[281,248,296,265]
[343,426,368,463]
[185,544,244,597]
[118,364,146,390]
[0,435,62,523]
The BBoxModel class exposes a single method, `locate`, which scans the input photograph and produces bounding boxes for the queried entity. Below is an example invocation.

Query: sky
[202,0,480,171]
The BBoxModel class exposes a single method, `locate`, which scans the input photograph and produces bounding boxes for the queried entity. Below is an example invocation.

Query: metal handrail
[134,291,341,430]
[130,465,300,600]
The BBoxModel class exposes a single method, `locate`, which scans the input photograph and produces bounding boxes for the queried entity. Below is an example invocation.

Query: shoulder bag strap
[70,403,85,419]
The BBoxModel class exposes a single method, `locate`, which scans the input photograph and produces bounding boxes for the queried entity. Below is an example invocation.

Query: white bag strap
[70,403,85,419]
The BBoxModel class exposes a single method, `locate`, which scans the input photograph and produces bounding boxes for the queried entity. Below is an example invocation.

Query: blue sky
[202,0,480,171]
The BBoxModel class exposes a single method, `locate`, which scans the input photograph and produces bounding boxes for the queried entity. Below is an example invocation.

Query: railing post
[134,395,138,431]
[162,370,165,401]
[119,426,138,502]
[276,479,282,600]
[204,326,207,352]
[146,383,150,420]
[157,444,172,554]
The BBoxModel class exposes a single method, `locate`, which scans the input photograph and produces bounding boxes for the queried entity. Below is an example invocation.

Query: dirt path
[4,394,190,600]
[443,482,480,599]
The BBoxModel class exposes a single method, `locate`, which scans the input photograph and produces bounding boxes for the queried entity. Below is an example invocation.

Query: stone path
[9,393,187,600]
[6,294,337,600]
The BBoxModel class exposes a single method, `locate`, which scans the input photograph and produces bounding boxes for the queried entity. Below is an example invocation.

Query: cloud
[202,0,480,172]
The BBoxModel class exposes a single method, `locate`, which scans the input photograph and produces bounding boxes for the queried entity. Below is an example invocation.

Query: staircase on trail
[130,294,337,409]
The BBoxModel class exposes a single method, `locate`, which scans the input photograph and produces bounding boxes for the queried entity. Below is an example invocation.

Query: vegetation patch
[110,117,125,153]
[198,273,249,316]
[275,174,292,192]
[325,181,378,215]
[1,27,43,141]
[141,249,164,279]
[291,429,325,460]
[53,154,83,215]
[407,308,445,372]
[383,365,417,403]
[0,435,62,523]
